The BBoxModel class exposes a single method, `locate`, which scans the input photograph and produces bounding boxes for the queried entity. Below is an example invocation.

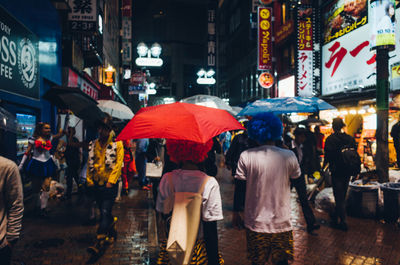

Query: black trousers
[331,173,351,223]
[93,185,117,234]
[0,245,12,265]
[292,175,316,228]
[66,165,80,199]
[394,143,400,167]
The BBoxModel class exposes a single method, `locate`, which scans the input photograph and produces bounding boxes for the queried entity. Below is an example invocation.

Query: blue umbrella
[238,97,336,116]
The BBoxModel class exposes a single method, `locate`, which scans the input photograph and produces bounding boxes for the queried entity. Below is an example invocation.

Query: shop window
[290,44,295,68]
[16,114,36,156]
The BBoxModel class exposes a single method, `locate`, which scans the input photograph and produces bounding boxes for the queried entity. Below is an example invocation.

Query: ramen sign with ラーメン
[258,72,274,88]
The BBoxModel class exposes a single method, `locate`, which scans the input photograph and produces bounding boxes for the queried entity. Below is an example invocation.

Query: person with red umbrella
[156,139,224,265]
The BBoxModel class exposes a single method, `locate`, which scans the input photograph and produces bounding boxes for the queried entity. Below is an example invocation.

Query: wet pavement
[11,166,400,265]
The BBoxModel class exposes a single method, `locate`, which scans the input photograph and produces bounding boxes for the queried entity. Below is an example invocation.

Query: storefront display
[16,113,36,156]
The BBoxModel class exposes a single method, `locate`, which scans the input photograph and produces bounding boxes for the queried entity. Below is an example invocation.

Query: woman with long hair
[18,122,64,217]
[156,139,224,265]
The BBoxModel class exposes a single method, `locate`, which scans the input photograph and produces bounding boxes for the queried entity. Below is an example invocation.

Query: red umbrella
[116,102,244,143]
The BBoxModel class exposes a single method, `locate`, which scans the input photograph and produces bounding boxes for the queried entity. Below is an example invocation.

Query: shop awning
[43,86,105,123]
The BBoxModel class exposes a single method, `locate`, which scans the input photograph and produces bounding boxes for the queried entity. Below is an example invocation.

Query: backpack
[165,174,210,265]
[340,146,361,176]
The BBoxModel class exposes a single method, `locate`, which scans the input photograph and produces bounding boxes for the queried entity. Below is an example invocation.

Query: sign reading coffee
[0,6,39,99]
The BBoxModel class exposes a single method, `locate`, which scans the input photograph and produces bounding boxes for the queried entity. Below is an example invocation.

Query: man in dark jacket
[324,117,357,231]
[225,125,258,228]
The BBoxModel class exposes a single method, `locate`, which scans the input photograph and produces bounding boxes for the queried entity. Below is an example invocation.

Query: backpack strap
[198,175,210,194]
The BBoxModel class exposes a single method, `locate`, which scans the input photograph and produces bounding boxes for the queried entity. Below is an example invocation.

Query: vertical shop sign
[0,6,39,99]
[297,7,313,97]
[207,8,216,67]
[122,0,132,17]
[121,0,132,67]
[122,19,132,39]
[68,0,97,31]
[257,7,272,71]
[122,42,132,63]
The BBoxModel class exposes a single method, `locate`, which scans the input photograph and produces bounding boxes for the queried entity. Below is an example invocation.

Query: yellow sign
[260,8,270,19]
[103,66,116,86]
[392,65,400,79]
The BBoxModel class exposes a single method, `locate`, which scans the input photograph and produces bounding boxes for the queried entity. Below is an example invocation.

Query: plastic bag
[315,187,335,214]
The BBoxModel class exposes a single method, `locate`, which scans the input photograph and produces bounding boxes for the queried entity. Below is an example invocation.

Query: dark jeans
[331,172,351,223]
[152,178,161,205]
[394,143,400,167]
[93,185,117,234]
[66,165,80,199]
[291,175,316,228]
[233,179,246,212]
[135,153,148,186]
[0,245,12,265]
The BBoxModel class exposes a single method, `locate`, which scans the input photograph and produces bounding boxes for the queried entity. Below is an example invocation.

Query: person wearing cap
[86,114,124,255]
[324,117,356,231]
[235,113,301,265]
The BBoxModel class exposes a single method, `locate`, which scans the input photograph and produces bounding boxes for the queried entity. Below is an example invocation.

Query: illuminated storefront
[320,1,400,168]
[0,1,62,161]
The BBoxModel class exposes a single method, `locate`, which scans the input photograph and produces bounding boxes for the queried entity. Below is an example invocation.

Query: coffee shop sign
[0,6,39,99]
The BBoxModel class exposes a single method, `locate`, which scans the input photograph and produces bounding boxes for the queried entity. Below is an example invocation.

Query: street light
[197,69,206,77]
[136,42,163,67]
[197,68,216,85]
[150,43,162,57]
[206,69,215,77]
[137,42,148,57]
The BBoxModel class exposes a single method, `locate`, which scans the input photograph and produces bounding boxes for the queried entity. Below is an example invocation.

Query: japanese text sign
[68,0,97,32]
[323,0,368,45]
[297,7,313,97]
[258,7,272,71]
[122,42,132,63]
[122,19,132,40]
[275,20,294,45]
[322,24,376,95]
[122,0,132,17]
[208,9,216,67]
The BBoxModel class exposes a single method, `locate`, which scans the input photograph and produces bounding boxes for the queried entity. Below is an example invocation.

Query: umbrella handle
[63,112,70,132]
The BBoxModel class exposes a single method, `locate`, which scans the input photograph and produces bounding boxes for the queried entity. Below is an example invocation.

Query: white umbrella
[97,100,134,120]
[230,106,243,116]
[181,94,236,115]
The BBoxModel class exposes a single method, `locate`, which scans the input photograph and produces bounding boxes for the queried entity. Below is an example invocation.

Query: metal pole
[375,48,389,183]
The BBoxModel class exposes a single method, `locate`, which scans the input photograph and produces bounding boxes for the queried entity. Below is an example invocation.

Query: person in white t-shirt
[235,113,301,265]
[156,139,224,265]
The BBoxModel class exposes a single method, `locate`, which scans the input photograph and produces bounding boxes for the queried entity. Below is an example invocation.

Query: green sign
[0,5,39,99]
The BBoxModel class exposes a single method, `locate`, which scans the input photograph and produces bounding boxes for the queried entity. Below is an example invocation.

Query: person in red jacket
[121,139,136,195]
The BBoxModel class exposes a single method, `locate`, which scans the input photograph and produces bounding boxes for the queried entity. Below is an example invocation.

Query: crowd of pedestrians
[0,111,361,265]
